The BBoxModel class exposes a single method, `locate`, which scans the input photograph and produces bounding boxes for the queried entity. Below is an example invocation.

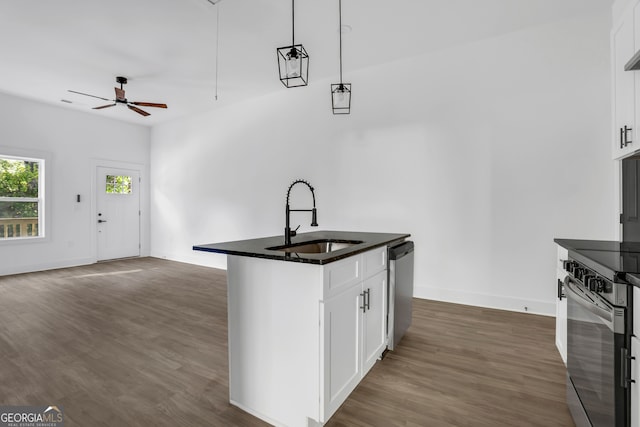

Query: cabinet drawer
[363,246,387,278]
[323,255,361,299]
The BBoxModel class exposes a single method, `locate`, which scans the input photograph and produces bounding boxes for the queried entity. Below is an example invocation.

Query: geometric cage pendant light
[331,0,351,114]
[277,0,309,88]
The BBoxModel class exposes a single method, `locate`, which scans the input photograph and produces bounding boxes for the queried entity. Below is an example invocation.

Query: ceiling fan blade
[115,87,126,101]
[131,102,167,109]
[128,105,150,117]
[93,104,116,110]
[68,90,111,101]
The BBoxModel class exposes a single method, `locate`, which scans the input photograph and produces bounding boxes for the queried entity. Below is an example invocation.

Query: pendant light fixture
[331,0,351,114]
[277,0,309,88]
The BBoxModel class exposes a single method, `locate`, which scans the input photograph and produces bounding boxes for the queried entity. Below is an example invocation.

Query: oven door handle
[564,277,613,323]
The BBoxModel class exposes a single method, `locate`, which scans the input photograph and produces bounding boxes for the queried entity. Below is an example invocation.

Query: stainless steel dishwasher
[387,240,414,350]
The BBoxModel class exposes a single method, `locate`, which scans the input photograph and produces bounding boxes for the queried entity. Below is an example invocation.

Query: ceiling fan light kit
[68,76,167,117]
[277,0,309,88]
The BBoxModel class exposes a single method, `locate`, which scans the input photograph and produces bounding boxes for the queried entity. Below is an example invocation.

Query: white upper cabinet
[612,1,638,159]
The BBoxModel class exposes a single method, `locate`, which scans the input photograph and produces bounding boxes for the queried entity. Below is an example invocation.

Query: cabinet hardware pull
[622,127,625,148]
[365,288,371,311]
[557,279,564,300]
[360,293,366,313]
[625,126,633,146]
[621,348,635,388]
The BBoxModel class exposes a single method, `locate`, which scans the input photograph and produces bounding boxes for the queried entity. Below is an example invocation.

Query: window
[105,175,132,195]
[0,155,45,240]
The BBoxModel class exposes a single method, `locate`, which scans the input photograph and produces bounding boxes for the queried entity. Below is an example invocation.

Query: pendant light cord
[205,0,221,100]
[292,0,295,47]
[339,0,343,84]
[215,2,220,100]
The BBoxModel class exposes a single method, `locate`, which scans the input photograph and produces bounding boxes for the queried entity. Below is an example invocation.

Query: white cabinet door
[555,291,567,365]
[613,4,638,159]
[362,270,387,374]
[555,245,568,365]
[321,284,362,422]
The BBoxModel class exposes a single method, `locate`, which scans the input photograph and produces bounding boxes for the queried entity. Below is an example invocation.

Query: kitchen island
[194,231,409,427]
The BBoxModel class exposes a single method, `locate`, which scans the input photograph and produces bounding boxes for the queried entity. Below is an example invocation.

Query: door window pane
[106,175,132,195]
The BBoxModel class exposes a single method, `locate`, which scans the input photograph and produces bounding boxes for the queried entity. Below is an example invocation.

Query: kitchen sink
[266,239,363,254]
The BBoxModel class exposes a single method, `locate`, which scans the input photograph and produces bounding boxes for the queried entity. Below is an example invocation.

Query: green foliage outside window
[0,159,39,219]
[106,175,132,194]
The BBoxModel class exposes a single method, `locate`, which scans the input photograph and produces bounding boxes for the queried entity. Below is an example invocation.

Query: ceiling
[0,0,609,126]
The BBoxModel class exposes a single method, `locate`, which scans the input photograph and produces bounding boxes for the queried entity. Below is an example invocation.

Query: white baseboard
[414,285,555,316]
[149,250,227,270]
[0,257,95,276]
[229,400,283,427]
[147,257,556,316]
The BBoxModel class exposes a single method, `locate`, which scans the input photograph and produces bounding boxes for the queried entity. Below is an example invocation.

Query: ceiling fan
[68,76,167,117]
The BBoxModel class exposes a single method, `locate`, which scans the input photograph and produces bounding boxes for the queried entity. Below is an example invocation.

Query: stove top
[575,249,640,272]
[555,238,640,283]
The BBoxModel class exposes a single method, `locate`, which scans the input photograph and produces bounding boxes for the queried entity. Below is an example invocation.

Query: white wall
[150,9,613,315]
[0,92,150,275]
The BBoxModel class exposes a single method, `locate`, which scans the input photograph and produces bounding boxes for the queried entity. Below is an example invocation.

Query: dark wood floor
[0,258,573,426]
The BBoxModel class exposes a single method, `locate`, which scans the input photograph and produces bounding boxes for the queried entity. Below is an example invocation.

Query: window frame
[0,148,49,245]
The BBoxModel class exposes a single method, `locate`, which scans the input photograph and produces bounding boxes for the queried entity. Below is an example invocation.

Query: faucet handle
[290,225,300,238]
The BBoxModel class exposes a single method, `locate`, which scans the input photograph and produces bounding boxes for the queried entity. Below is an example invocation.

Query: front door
[96,166,140,261]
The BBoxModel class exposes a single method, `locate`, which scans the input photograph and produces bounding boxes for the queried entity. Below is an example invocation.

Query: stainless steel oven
[563,259,631,427]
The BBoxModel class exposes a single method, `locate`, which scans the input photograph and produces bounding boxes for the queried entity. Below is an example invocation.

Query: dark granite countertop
[554,238,640,253]
[554,238,640,284]
[194,230,410,265]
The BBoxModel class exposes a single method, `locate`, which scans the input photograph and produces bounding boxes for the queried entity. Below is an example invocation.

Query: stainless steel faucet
[285,179,318,245]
